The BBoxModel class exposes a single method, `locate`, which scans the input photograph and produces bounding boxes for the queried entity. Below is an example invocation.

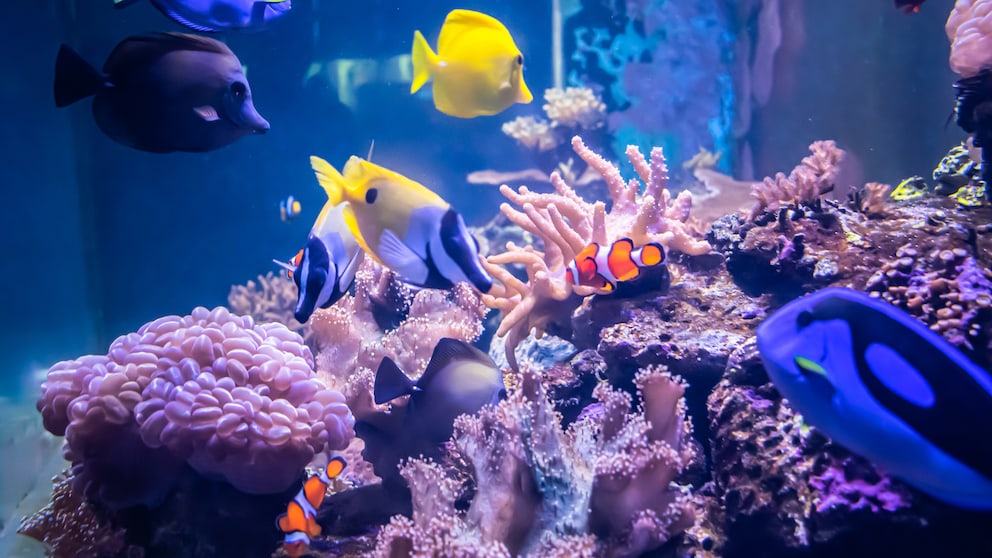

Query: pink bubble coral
[39,306,354,499]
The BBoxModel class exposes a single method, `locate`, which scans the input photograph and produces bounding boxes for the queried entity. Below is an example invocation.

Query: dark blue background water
[0,0,960,397]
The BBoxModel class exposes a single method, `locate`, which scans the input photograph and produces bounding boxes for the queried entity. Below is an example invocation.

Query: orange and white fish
[276,456,346,558]
[564,238,666,293]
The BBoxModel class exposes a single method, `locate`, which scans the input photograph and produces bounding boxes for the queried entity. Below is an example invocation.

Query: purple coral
[39,306,353,499]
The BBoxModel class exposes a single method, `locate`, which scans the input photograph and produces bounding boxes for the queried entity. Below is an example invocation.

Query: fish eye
[796,310,813,328]
[231,81,246,97]
[515,54,523,66]
[365,188,378,204]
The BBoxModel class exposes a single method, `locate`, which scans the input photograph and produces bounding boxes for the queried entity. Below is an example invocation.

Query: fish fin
[162,8,220,32]
[102,33,231,77]
[336,242,364,294]
[310,156,348,206]
[325,456,347,479]
[113,0,142,7]
[421,338,495,384]
[272,259,296,273]
[410,30,437,94]
[193,105,221,121]
[378,229,429,284]
[54,45,107,107]
[438,10,508,53]
[340,203,377,265]
[374,357,416,404]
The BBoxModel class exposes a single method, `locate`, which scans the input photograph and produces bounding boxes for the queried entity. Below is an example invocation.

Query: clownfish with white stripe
[565,238,666,293]
[276,456,346,557]
[280,195,301,222]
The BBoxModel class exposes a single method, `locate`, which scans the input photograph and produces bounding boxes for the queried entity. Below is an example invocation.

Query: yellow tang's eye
[515,54,523,66]
[794,355,828,377]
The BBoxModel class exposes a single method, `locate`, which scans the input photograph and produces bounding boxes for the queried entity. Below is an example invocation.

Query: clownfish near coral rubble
[757,287,992,510]
[276,456,346,557]
[565,238,666,293]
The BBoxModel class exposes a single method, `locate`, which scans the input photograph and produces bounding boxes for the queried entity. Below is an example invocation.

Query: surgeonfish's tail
[410,30,438,94]
[54,45,106,108]
[310,156,347,206]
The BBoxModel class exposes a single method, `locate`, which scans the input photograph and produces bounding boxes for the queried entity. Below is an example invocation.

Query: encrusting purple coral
[373,364,698,557]
[38,306,354,503]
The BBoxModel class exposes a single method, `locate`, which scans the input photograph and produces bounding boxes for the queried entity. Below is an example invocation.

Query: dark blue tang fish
[757,287,992,509]
[54,32,269,153]
[114,0,292,33]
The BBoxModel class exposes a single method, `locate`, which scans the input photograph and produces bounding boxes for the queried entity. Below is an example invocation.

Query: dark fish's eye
[365,188,378,204]
[515,54,523,66]
[797,310,813,328]
[231,81,246,97]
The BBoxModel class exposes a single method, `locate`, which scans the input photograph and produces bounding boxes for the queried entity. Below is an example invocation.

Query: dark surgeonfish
[273,202,363,323]
[114,0,292,33]
[375,338,505,445]
[54,33,269,153]
[757,287,992,509]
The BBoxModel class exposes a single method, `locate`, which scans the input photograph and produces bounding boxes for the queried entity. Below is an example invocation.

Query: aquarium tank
[3,0,992,556]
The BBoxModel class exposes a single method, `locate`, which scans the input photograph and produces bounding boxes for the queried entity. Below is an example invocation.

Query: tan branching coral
[482,135,711,369]
[749,140,845,219]
[502,116,558,151]
[856,182,893,218]
[373,364,697,557]
[228,272,311,342]
[543,87,607,129]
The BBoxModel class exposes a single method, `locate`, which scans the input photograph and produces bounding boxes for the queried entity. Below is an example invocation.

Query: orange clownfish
[276,456,346,557]
[565,238,666,293]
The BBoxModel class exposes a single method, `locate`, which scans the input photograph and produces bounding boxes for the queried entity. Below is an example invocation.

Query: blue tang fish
[757,287,992,509]
[274,201,363,323]
[114,0,292,33]
[54,33,269,153]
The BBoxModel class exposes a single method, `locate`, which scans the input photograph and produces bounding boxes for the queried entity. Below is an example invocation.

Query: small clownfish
[279,249,304,279]
[565,238,666,293]
[280,195,302,222]
[276,456,347,558]
[894,0,926,14]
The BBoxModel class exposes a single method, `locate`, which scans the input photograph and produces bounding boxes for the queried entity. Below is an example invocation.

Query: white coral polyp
[40,306,354,495]
[947,0,992,78]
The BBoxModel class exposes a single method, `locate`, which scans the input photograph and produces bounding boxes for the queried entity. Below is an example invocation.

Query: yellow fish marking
[411,9,533,118]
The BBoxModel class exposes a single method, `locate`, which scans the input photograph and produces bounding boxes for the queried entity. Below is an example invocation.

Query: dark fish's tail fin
[54,45,106,108]
[373,357,415,404]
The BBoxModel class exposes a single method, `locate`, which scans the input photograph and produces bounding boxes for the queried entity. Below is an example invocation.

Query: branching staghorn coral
[373,364,697,557]
[482,135,711,369]
[749,140,845,219]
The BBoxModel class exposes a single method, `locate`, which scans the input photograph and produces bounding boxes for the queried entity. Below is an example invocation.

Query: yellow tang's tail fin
[410,30,438,94]
[310,156,347,205]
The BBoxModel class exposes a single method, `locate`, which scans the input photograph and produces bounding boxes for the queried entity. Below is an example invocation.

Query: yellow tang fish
[410,9,533,118]
[309,154,493,293]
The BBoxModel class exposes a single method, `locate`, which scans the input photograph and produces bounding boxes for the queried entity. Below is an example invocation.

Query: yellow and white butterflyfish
[309,154,492,293]
[410,9,533,118]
